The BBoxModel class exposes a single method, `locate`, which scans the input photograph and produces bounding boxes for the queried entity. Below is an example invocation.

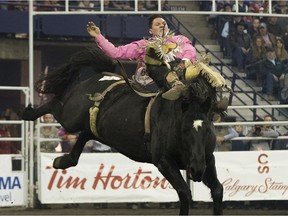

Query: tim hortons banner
[39,153,180,203]
[192,151,288,201]
[0,155,25,207]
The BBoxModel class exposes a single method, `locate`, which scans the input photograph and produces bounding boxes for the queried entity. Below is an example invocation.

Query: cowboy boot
[162,71,186,100]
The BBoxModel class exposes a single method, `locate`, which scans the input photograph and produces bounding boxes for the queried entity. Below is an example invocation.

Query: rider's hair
[148,14,164,29]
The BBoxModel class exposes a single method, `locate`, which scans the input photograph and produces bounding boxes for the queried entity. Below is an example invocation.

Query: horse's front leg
[20,97,63,121]
[202,154,223,215]
[156,156,191,215]
[53,130,95,169]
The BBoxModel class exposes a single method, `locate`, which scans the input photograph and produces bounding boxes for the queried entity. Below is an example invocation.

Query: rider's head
[148,15,169,37]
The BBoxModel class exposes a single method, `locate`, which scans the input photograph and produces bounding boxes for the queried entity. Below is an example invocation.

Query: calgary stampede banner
[192,151,288,201]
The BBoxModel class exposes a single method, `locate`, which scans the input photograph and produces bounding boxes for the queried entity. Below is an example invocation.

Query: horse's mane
[35,46,115,95]
[187,75,217,114]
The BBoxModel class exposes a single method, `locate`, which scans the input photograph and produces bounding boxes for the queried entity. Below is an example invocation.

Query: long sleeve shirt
[223,126,239,141]
[230,31,252,50]
[261,58,288,77]
[246,127,279,151]
[95,34,197,63]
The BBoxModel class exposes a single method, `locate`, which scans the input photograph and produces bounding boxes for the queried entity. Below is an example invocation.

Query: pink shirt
[95,34,197,63]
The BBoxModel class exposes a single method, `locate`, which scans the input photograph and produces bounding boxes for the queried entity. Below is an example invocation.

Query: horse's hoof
[20,106,36,121]
[53,154,78,169]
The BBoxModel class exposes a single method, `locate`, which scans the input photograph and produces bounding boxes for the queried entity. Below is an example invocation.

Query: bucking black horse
[21,46,224,215]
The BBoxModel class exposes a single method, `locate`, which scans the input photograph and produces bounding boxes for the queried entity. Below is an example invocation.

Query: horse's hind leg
[21,97,63,121]
[53,130,95,169]
[202,154,223,215]
[157,156,191,215]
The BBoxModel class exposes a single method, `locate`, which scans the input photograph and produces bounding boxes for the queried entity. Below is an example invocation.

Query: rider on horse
[87,15,228,110]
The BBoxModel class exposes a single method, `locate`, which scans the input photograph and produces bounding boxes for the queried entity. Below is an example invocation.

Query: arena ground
[1,202,288,215]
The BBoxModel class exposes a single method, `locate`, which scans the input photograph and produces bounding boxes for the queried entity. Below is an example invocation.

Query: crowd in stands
[0,110,280,157]
[0,0,164,11]
[0,107,21,154]
[214,113,288,152]
[202,0,288,103]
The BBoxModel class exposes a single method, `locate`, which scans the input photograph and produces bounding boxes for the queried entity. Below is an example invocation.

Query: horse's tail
[35,45,115,95]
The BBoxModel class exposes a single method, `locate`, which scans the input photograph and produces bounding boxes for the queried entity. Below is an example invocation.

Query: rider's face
[149,17,169,37]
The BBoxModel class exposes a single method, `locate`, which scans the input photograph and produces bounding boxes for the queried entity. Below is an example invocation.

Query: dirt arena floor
[1,202,288,215]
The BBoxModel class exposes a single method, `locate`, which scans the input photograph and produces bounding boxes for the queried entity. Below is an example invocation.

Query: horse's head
[180,75,217,182]
[181,110,208,182]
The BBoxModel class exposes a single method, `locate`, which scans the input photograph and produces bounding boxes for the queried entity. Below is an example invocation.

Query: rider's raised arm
[95,34,145,60]
[87,21,145,60]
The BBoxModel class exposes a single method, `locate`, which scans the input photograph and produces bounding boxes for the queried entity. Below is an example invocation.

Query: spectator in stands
[248,0,267,13]
[35,0,62,11]
[283,25,288,51]
[280,65,288,103]
[0,116,19,154]
[257,22,277,48]
[111,0,133,10]
[272,132,288,150]
[199,1,212,11]
[242,13,254,25]
[258,8,268,23]
[0,0,8,10]
[230,19,252,73]
[145,0,157,10]
[252,36,267,62]
[247,36,266,85]
[232,0,248,12]
[161,0,168,10]
[246,116,279,151]
[50,0,63,10]
[261,47,288,100]
[273,0,288,14]
[215,115,238,151]
[7,0,28,11]
[247,17,260,40]
[2,107,20,138]
[39,113,59,153]
[206,1,224,37]
[217,4,233,56]
[267,17,283,38]
[275,37,288,63]
[2,107,21,152]
[58,127,78,153]
[2,107,19,121]
[274,3,288,32]
[103,0,116,10]
[231,124,250,151]
[262,114,280,149]
[74,0,98,11]
[137,0,146,11]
